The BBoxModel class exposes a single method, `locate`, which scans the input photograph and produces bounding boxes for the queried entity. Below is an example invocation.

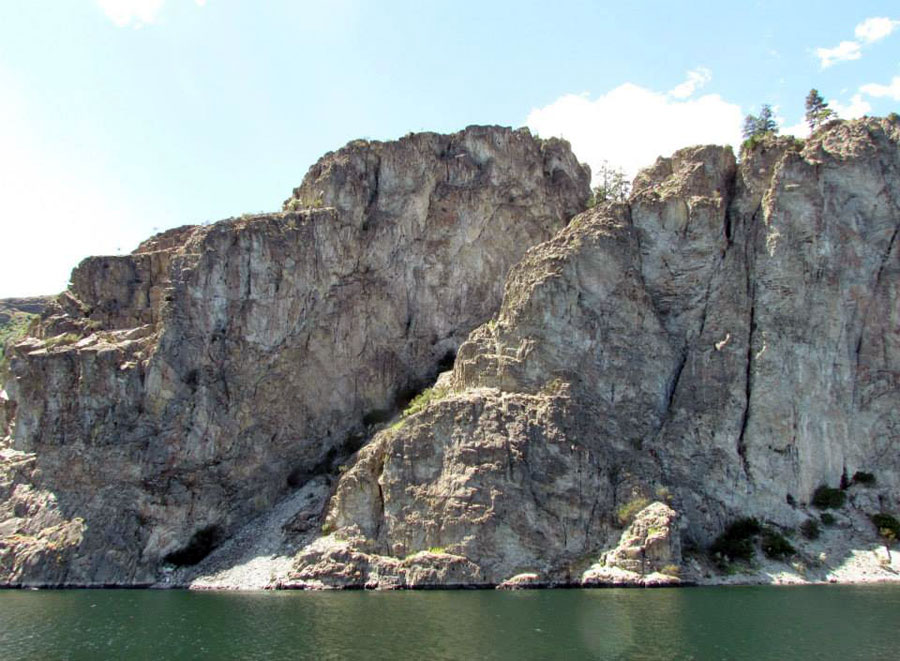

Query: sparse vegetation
[660,564,681,577]
[811,485,846,510]
[285,196,324,212]
[709,517,761,564]
[587,161,631,206]
[800,519,821,540]
[852,471,876,486]
[42,333,80,349]
[0,312,36,378]
[616,496,650,527]
[872,513,899,561]
[820,512,836,526]
[804,89,836,132]
[871,513,900,538]
[741,104,779,152]
[400,385,449,419]
[761,529,796,559]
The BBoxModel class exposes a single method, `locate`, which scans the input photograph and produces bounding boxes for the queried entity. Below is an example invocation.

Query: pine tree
[742,104,780,140]
[590,161,631,205]
[805,89,835,131]
[757,104,777,133]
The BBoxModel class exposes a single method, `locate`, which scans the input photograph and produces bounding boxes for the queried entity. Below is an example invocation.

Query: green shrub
[871,513,900,538]
[0,313,36,378]
[852,471,876,486]
[800,519,821,540]
[655,486,673,503]
[820,512,836,526]
[710,517,762,563]
[812,485,846,509]
[761,530,796,559]
[616,496,650,527]
[401,385,449,419]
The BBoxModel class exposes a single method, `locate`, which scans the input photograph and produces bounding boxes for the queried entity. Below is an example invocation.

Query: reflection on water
[1,585,898,660]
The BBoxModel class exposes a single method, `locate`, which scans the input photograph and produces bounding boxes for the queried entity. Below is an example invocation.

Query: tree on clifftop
[742,104,779,140]
[589,161,631,206]
[805,89,836,131]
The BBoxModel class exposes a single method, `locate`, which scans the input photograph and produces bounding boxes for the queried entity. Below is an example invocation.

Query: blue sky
[1,1,898,297]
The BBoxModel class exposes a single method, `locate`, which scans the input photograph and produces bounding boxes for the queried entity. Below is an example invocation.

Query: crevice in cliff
[735,200,762,482]
[664,348,688,416]
[736,298,754,479]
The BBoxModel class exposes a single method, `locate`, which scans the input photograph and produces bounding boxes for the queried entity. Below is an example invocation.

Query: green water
[0,585,897,660]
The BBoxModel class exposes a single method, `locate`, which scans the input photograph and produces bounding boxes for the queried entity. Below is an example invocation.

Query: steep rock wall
[294,117,900,586]
[0,126,589,585]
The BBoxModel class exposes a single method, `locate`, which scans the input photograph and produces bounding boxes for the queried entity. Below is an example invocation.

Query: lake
[1,585,898,659]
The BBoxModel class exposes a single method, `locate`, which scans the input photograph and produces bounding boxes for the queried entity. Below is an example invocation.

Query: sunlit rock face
[3,117,899,588]
[300,117,900,586]
[0,126,589,585]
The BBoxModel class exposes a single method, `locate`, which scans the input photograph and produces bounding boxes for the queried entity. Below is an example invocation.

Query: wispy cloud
[860,75,900,101]
[96,0,165,27]
[526,77,743,184]
[831,93,872,118]
[815,16,899,68]
[96,0,207,28]
[668,67,712,100]
[816,41,862,68]
[854,17,900,44]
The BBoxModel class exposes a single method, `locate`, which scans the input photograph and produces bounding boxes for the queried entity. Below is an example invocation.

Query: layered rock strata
[2,117,899,589]
[293,117,900,587]
[0,126,589,585]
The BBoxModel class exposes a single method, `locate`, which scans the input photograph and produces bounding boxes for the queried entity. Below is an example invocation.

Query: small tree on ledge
[805,89,836,132]
[742,104,779,140]
[589,161,631,206]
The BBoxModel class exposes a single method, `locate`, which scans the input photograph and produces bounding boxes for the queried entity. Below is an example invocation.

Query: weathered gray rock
[0,126,589,586]
[581,501,682,586]
[3,117,899,589]
[296,117,900,587]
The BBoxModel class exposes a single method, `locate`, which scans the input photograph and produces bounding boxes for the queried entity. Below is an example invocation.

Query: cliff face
[0,126,590,585]
[289,117,900,587]
[1,118,898,588]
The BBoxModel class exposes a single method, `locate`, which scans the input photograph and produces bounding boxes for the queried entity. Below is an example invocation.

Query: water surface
[1,585,897,659]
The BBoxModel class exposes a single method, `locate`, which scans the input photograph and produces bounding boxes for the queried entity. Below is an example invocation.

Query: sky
[0,1,898,297]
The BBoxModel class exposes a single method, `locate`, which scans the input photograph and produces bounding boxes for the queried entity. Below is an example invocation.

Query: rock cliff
[0,126,589,585]
[1,118,899,588]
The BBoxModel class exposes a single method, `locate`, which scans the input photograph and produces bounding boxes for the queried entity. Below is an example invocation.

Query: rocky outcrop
[582,501,683,587]
[2,117,899,589]
[296,117,900,587]
[0,126,590,586]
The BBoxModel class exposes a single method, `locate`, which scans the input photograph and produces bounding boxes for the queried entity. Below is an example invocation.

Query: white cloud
[816,41,862,68]
[815,16,899,68]
[668,67,712,99]
[96,0,165,27]
[831,93,872,118]
[854,17,900,44]
[779,120,810,139]
[860,75,900,100]
[525,80,743,184]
